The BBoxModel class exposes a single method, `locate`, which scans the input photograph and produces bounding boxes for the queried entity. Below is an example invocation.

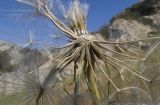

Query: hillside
[99,0,160,41]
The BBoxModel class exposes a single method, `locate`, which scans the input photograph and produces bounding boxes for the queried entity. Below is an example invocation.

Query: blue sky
[0,0,139,46]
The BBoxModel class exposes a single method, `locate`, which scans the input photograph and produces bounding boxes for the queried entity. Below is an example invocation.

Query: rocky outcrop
[0,41,13,52]
[99,0,160,41]
[108,19,154,41]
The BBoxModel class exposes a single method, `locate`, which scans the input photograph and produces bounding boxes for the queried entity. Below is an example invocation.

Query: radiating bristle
[59,0,89,35]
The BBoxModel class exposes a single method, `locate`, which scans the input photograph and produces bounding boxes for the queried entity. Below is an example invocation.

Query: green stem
[74,61,79,94]
[86,61,100,101]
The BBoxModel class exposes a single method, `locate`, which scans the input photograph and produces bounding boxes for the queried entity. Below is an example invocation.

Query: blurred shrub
[99,25,110,39]
[20,48,49,70]
[0,51,15,74]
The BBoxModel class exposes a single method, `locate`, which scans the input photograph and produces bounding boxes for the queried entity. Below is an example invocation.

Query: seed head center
[78,34,95,43]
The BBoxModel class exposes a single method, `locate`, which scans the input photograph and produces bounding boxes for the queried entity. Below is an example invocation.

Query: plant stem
[105,64,111,97]
[74,61,79,94]
[86,61,101,101]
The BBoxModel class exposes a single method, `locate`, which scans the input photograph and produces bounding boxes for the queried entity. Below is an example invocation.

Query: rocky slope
[99,0,160,41]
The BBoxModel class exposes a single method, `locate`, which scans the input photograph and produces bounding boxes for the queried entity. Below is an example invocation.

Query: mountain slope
[99,0,160,41]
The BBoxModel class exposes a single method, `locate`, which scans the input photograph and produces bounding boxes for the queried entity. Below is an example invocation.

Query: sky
[0,0,139,46]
